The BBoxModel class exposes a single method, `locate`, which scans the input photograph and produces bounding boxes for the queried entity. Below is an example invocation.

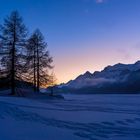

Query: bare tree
[26,29,53,92]
[0,11,28,95]
[48,71,57,96]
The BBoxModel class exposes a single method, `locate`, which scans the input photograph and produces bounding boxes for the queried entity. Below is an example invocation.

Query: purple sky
[0,0,140,83]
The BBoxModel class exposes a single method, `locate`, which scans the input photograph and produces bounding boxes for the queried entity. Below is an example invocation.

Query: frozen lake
[0,94,140,140]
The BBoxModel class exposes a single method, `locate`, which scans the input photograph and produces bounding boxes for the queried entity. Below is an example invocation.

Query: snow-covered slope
[0,94,140,140]
[61,61,140,91]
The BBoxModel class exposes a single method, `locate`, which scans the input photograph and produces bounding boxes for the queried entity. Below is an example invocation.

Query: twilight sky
[0,0,140,83]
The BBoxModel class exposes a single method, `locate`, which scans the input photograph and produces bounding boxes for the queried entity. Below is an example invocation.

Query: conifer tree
[26,29,53,92]
[0,11,28,95]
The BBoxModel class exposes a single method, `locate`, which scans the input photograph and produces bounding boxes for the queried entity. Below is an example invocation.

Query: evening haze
[0,0,140,83]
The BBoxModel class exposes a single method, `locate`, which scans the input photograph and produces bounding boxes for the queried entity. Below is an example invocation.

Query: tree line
[0,11,53,95]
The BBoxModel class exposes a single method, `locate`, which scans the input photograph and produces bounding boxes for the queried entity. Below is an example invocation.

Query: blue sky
[0,0,140,83]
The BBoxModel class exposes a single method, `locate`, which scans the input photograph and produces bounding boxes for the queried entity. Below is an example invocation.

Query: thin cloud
[83,0,106,3]
[95,0,105,4]
[117,48,131,60]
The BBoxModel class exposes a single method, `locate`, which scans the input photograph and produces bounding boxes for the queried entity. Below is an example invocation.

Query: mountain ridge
[58,61,140,93]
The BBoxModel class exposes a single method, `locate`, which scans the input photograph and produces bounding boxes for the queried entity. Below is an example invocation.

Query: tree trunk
[33,46,36,92]
[11,42,15,95]
[51,87,53,96]
[11,20,16,95]
[36,43,40,92]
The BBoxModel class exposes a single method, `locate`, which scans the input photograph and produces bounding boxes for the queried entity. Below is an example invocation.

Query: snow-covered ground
[0,94,140,140]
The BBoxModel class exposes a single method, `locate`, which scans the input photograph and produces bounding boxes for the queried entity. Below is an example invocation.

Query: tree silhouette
[26,29,53,92]
[0,11,28,95]
[48,71,57,96]
[0,11,53,94]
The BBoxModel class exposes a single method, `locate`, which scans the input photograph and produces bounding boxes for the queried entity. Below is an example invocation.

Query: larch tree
[26,29,53,92]
[0,11,28,95]
[48,71,57,96]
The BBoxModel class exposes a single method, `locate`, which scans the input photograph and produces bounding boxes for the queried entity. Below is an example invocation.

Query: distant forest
[0,11,53,95]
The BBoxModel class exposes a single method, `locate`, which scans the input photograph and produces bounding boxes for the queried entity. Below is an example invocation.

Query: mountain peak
[75,71,92,81]
[59,60,140,91]
[135,60,140,65]
[84,71,91,75]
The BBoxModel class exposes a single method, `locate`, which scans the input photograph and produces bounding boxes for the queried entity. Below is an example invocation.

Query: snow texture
[0,94,140,140]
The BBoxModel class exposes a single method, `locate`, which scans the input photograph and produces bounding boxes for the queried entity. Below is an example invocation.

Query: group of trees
[0,11,53,95]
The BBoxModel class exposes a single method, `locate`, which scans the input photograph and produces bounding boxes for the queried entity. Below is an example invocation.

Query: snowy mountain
[59,61,140,93]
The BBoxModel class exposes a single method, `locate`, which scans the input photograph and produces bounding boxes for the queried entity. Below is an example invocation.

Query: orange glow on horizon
[53,40,140,84]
